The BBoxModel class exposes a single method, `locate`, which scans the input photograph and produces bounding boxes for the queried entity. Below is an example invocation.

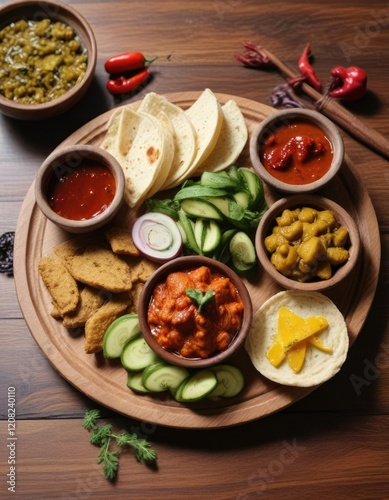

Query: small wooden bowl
[35,145,125,233]
[255,195,360,292]
[138,256,253,369]
[0,0,97,120]
[249,109,344,194]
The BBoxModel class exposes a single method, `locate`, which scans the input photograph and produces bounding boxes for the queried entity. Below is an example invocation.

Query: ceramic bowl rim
[0,0,97,119]
[249,108,344,193]
[35,144,125,233]
[255,194,361,292]
[138,255,253,369]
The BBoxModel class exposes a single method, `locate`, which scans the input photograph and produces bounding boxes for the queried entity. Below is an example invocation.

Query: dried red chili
[234,42,273,68]
[106,68,150,95]
[328,66,367,101]
[104,51,157,74]
[298,43,322,91]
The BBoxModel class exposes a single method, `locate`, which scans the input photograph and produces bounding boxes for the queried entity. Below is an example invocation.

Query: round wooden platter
[14,92,381,429]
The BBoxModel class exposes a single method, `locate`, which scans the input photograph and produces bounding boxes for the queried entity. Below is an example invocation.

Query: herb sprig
[186,288,215,313]
[83,409,157,480]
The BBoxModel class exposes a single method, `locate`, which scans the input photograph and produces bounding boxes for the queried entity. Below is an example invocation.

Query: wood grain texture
[13,93,380,428]
[1,0,389,496]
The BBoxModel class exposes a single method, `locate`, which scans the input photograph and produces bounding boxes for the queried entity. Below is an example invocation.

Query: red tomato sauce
[260,119,333,185]
[147,266,244,359]
[47,160,116,221]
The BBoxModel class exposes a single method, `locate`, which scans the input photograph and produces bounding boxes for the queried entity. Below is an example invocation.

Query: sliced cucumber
[174,376,191,402]
[203,196,245,222]
[232,190,252,210]
[210,364,245,398]
[229,231,257,272]
[194,218,207,251]
[120,336,160,371]
[178,209,202,254]
[181,199,224,221]
[238,167,264,210]
[174,185,228,200]
[127,371,151,394]
[202,220,222,254]
[142,362,190,393]
[200,171,240,190]
[178,369,218,402]
[103,314,141,359]
[214,228,237,263]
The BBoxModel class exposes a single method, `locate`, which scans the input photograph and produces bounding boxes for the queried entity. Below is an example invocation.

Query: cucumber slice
[229,231,257,272]
[120,336,160,371]
[142,362,190,392]
[194,218,207,251]
[202,220,222,254]
[210,364,245,398]
[232,190,252,210]
[214,228,237,263]
[238,167,264,210]
[179,369,218,402]
[178,209,202,254]
[200,171,240,190]
[103,314,141,359]
[174,185,228,200]
[203,197,245,222]
[174,376,191,402]
[127,371,151,394]
[181,199,224,221]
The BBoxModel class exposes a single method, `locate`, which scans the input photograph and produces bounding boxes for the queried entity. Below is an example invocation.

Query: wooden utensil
[262,47,389,160]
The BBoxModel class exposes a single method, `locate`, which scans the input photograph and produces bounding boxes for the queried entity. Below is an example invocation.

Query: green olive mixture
[0,19,87,104]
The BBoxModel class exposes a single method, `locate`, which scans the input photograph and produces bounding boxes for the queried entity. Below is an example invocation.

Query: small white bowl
[250,109,344,194]
[35,145,125,233]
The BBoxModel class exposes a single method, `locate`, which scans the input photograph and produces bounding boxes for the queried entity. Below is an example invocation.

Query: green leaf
[186,288,215,313]
[145,198,180,219]
[83,409,101,430]
[90,424,112,447]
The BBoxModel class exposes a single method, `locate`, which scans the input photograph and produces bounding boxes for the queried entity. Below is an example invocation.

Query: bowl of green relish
[0,0,97,120]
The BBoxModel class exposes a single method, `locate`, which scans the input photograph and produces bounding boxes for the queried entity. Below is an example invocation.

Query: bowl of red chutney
[138,255,253,369]
[35,144,125,233]
[249,109,344,194]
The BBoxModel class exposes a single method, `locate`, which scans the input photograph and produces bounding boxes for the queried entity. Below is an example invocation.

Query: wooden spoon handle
[262,47,389,160]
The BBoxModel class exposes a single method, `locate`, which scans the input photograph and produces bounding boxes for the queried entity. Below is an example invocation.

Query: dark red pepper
[106,68,150,95]
[298,43,322,91]
[328,66,367,101]
[234,42,273,68]
[104,51,157,74]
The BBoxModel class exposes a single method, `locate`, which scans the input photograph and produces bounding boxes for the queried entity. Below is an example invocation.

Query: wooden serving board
[14,92,381,429]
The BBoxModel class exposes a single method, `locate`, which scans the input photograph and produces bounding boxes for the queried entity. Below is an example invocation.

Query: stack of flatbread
[100,88,248,208]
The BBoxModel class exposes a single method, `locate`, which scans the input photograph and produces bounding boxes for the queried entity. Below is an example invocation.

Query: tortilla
[245,291,349,387]
[101,107,174,207]
[194,99,248,174]
[183,88,223,177]
[138,92,197,189]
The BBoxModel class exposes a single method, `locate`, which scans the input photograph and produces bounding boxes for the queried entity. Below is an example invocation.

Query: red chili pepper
[328,66,367,101]
[104,52,157,74]
[106,68,150,95]
[298,43,322,91]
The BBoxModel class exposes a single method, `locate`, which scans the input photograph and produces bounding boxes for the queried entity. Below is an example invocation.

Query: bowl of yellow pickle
[255,195,361,291]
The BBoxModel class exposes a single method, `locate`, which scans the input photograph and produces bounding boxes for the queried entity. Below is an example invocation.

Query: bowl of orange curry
[138,256,253,369]
[249,108,344,194]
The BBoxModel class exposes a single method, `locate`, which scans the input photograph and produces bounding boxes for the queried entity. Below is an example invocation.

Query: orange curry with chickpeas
[147,266,244,359]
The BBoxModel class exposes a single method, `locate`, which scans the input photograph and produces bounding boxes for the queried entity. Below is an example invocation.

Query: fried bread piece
[128,282,144,313]
[62,286,107,329]
[65,245,132,292]
[84,292,131,353]
[129,258,159,283]
[104,226,140,256]
[38,257,79,315]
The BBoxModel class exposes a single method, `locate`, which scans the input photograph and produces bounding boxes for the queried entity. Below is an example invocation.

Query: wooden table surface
[1,0,388,498]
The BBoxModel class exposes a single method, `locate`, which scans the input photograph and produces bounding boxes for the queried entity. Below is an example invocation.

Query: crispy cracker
[129,259,159,283]
[38,257,79,315]
[104,226,141,256]
[128,282,144,313]
[65,245,132,292]
[84,293,131,353]
[62,286,107,329]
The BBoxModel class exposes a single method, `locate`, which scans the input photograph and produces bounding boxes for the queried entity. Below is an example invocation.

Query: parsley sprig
[83,409,157,480]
